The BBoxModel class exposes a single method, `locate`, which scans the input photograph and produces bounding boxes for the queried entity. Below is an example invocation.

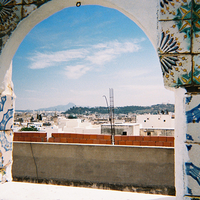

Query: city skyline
[12,5,174,110]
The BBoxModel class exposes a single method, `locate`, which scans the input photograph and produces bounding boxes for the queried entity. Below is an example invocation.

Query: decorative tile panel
[184,196,200,200]
[0,0,51,53]
[192,0,200,53]
[192,23,200,53]
[158,20,191,54]
[193,0,200,20]
[0,130,13,183]
[193,55,200,84]
[160,54,192,87]
[184,94,200,198]
[192,19,200,53]
[185,94,200,142]
[23,4,37,17]
[23,0,51,5]
[184,144,200,196]
[0,95,14,131]
[159,0,192,21]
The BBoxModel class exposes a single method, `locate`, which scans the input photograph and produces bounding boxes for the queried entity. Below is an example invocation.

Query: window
[122,131,127,135]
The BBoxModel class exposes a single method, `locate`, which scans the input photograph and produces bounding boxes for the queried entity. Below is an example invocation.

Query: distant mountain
[37,103,75,111]
[63,104,174,115]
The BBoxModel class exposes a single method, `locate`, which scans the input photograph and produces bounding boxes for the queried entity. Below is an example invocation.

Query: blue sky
[13,5,174,110]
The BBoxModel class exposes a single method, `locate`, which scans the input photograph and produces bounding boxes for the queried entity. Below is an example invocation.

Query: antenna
[109,88,115,145]
[103,88,115,145]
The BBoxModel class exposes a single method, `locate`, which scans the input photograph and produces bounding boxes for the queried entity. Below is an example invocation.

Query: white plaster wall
[65,119,82,128]
[40,126,59,140]
[137,114,175,129]
[174,87,188,200]
[133,124,140,136]
[83,128,101,134]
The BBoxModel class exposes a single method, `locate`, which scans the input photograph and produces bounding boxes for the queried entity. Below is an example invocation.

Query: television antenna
[103,88,115,145]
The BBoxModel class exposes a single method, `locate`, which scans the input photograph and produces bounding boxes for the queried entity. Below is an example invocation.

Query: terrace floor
[0,182,176,200]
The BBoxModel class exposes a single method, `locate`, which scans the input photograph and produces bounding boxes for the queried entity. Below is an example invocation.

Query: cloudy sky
[12,5,174,110]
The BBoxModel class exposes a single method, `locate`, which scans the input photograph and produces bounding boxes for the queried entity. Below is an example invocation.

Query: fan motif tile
[160,52,192,87]
[158,20,191,54]
[0,0,51,53]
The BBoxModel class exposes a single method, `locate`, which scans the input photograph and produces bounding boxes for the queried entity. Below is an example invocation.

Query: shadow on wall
[12,142,175,195]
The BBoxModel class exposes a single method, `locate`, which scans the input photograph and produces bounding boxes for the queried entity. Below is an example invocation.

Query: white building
[58,117,101,134]
[136,113,175,129]
[136,113,175,136]
[101,123,140,136]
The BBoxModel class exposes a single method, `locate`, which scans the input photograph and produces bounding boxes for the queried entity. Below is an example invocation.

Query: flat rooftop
[0,182,176,200]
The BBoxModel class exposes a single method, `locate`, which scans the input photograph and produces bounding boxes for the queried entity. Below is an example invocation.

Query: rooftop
[1,182,176,200]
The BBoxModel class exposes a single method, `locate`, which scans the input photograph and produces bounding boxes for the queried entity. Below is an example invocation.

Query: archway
[12,5,171,110]
[0,1,200,199]
[0,0,158,185]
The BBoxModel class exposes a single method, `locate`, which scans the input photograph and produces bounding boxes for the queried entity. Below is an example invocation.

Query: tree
[68,114,77,119]
[19,126,38,131]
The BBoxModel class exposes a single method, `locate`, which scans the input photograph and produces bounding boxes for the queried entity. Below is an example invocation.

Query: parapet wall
[12,142,175,195]
[13,132,174,147]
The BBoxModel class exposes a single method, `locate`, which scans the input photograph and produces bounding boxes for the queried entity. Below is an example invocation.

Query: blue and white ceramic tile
[159,0,192,21]
[184,197,200,200]
[0,95,14,131]
[184,144,200,196]
[158,20,191,54]
[185,94,200,142]
[0,129,13,183]
[161,54,192,87]
[186,122,200,143]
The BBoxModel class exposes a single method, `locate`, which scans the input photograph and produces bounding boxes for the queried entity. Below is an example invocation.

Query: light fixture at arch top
[76,2,81,7]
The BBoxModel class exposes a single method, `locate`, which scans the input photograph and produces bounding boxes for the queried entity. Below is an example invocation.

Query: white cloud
[28,39,142,79]
[64,65,91,79]
[87,40,141,65]
[29,49,88,69]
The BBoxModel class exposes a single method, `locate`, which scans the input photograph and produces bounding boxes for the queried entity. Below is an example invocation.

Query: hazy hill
[37,103,75,111]
[63,104,174,115]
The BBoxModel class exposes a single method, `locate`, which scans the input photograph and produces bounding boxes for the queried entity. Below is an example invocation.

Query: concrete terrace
[0,182,176,200]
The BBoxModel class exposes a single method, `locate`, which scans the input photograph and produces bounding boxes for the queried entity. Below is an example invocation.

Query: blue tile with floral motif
[185,94,200,143]
[184,143,200,196]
